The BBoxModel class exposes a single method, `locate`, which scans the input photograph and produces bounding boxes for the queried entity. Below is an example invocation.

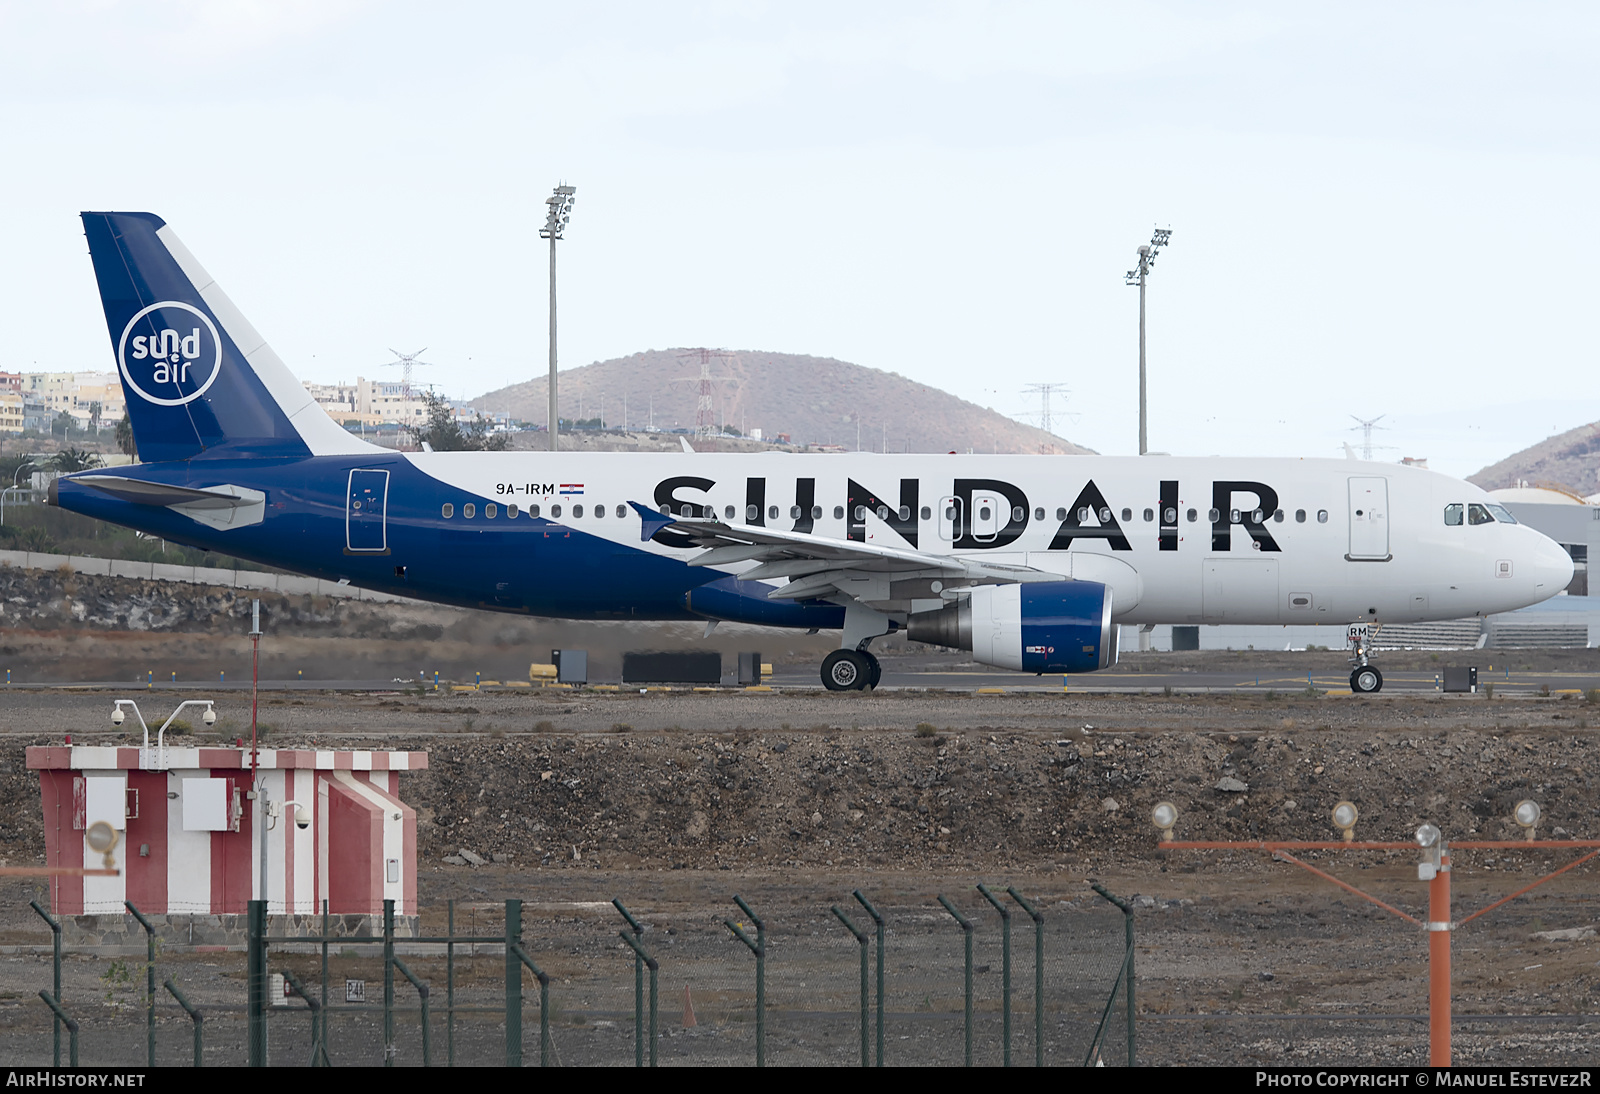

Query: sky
[2,1,1598,478]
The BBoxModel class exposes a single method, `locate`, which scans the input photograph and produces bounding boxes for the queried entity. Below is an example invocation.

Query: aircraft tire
[1350,666,1383,694]
[822,649,872,691]
[864,651,882,690]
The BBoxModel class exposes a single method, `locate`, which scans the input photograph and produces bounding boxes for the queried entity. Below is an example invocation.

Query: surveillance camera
[294,806,311,831]
[111,707,124,727]
[203,708,217,727]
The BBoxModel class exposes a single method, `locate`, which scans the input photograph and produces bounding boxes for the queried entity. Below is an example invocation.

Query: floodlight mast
[1125,227,1172,456]
[541,184,577,452]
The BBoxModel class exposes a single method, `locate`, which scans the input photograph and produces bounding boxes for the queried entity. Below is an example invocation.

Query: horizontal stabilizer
[74,475,265,531]
[76,475,254,508]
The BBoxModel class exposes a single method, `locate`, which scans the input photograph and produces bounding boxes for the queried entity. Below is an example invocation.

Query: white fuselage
[406,451,1573,627]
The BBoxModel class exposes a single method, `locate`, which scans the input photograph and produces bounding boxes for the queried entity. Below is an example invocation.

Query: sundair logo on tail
[117,300,223,407]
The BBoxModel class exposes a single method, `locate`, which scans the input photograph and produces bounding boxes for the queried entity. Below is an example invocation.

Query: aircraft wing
[651,508,1067,604]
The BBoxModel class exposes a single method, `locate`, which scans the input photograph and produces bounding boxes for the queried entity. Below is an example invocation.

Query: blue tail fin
[81,212,372,463]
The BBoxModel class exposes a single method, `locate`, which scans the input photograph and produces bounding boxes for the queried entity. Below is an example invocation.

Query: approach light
[85,820,119,868]
[111,707,124,727]
[1415,823,1440,849]
[1331,801,1359,841]
[1152,801,1178,839]
[1514,799,1541,838]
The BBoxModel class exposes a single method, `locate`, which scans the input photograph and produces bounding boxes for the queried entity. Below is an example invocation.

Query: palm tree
[51,448,103,473]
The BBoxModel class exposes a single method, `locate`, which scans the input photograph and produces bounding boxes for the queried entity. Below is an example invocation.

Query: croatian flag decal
[559,484,585,495]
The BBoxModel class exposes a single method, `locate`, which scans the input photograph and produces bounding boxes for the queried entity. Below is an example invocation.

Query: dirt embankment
[407,717,1600,871]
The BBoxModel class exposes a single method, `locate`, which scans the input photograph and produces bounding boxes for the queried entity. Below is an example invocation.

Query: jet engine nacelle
[906,580,1116,674]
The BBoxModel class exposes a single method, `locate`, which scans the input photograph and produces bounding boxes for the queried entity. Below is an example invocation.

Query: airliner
[50,212,1573,693]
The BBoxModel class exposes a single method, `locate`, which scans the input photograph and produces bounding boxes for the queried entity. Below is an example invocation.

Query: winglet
[629,500,676,543]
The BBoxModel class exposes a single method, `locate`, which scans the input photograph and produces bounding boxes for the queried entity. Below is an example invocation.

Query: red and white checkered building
[27,746,427,917]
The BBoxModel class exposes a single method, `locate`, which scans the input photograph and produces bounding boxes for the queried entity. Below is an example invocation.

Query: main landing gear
[821,648,882,691]
[1348,624,1384,694]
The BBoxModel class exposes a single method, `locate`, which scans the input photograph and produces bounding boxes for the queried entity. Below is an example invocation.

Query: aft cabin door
[346,469,390,553]
[1347,477,1390,561]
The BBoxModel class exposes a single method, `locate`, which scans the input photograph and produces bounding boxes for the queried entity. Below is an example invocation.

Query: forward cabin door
[346,469,390,553]
[1347,477,1390,561]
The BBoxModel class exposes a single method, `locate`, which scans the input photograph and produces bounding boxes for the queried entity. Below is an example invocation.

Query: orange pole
[1429,848,1451,1066]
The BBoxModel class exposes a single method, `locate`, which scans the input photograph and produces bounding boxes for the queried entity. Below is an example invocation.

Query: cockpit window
[1444,503,1463,526]
[1485,503,1518,524]
[1467,503,1495,526]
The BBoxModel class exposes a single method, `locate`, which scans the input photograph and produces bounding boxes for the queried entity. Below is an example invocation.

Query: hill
[1468,420,1600,496]
[471,349,1092,454]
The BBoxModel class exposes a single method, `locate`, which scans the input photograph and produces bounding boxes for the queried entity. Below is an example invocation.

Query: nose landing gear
[1348,623,1383,693]
[1350,665,1384,693]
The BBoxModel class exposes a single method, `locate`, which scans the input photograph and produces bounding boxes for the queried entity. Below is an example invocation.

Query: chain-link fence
[15,887,1135,1068]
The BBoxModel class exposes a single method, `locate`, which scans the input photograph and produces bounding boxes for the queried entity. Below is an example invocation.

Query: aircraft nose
[1526,532,1575,597]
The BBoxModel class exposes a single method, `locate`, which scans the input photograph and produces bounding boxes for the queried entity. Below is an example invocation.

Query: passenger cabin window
[1317,509,1328,523]
[463,503,476,519]
[485,503,497,519]
[551,504,562,518]
[1444,503,1463,526]
[747,505,759,521]
[1295,509,1306,523]
[772,506,782,520]
[572,504,584,518]
[1121,508,1132,521]
[1143,508,1154,522]
[441,503,454,519]
[616,505,626,518]
[1034,507,1045,521]
[1056,508,1067,521]
[1012,506,1025,522]
[1273,509,1284,523]
[507,504,519,519]
[1208,508,1220,522]
[920,506,931,520]
[789,505,800,519]
[1468,503,1495,526]
[811,506,822,520]
[1186,508,1197,522]
[834,506,845,519]
[528,504,540,518]
[593,504,603,518]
